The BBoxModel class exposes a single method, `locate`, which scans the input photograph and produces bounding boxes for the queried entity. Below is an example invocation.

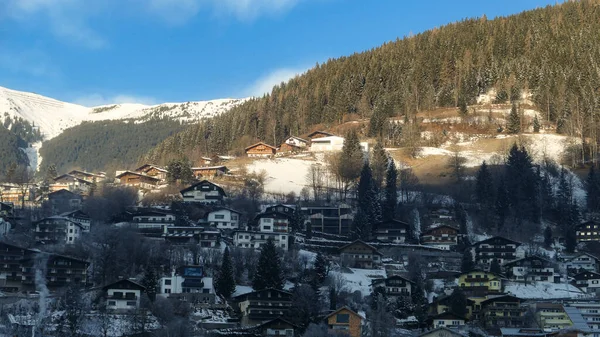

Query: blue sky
[0,0,558,106]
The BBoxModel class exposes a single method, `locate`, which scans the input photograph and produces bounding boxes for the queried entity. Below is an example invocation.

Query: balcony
[107,294,138,300]
[476,247,516,253]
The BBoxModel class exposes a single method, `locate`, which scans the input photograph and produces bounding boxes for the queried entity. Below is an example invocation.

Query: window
[214,214,225,219]
[336,314,350,323]
[263,218,272,223]
[165,289,171,294]
[126,301,137,306]
[108,301,116,306]
[164,279,171,285]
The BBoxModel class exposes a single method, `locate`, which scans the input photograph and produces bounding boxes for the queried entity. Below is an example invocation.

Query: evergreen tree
[371,141,388,190]
[475,161,494,206]
[489,259,502,274]
[408,208,421,243]
[587,164,600,212]
[351,207,370,240]
[495,178,510,229]
[458,96,468,115]
[313,252,329,285]
[357,161,381,236]
[565,228,577,253]
[215,247,236,298]
[539,170,554,220]
[252,237,284,290]
[448,289,468,317]
[533,115,541,133]
[383,157,398,221]
[329,285,337,311]
[505,144,539,223]
[411,275,428,329]
[338,129,364,200]
[166,159,195,185]
[544,226,553,248]
[461,249,475,273]
[507,103,521,134]
[141,267,158,302]
[557,169,574,226]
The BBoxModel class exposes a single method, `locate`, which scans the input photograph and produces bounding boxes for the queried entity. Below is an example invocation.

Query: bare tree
[306,164,325,201]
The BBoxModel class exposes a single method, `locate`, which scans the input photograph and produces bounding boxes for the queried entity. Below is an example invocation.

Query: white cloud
[243,67,307,97]
[73,93,158,107]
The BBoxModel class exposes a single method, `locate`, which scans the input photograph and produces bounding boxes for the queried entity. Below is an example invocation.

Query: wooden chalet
[420,224,459,250]
[191,165,229,178]
[67,170,104,181]
[134,164,168,181]
[325,306,363,337]
[339,240,383,269]
[233,288,293,326]
[180,180,227,204]
[245,142,277,157]
[115,171,161,189]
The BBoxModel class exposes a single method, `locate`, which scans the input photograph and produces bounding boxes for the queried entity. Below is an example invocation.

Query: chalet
[572,271,600,294]
[158,266,215,304]
[303,204,353,236]
[325,306,364,337]
[418,327,468,337]
[480,295,526,328]
[47,189,82,215]
[67,170,104,181]
[310,136,345,152]
[198,228,220,248]
[162,226,220,247]
[339,240,382,269]
[233,231,289,251]
[207,208,241,230]
[251,318,299,337]
[52,174,92,193]
[130,210,176,237]
[575,220,600,243]
[307,130,335,140]
[473,236,521,266]
[503,255,560,283]
[533,303,572,332]
[563,302,600,331]
[373,219,409,243]
[429,293,476,319]
[60,210,91,232]
[233,288,293,326]
[564,253,599,273]
[255,211,291,233]
[420,224,459,250]
[0,183,35,206]
[0,242,89,292]
[191,165,229,179]
[134,164,168,181]
[279,136,309,153]
[103,279,146,310]
[245,142,277,157]
[427,312,467,329]
[264,204,296,215]
[371,275,414,298]
[34,216,84,245]
[180,180,226,204]
[457,269,503,294]
[115,171,161,189]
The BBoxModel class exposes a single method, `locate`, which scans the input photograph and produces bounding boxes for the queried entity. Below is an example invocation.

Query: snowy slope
[0,86,247,140]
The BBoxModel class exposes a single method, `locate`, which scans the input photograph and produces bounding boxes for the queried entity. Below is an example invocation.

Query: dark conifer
[383,158,398,221]
[215,247,236,298]
[587,164,600,212]
[461,249,475,273]
[141,267,158,302]
[507,103,521,134]
[544,226,553,248]
[313,252,329,285]
[252,238,284,290]
[489,259,502,274]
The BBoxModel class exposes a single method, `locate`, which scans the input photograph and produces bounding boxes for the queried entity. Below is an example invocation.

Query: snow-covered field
[504,281,590,300]
[330,268,387,296]
[246,157,317,194]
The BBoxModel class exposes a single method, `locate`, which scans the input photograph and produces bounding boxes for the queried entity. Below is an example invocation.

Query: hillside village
[2,113,600,337]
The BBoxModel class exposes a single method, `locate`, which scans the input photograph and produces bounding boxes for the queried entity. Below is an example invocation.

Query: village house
[191,165,230,179]
[309,135,346,152]
[47,189,82,215]
[420,224,459,250]
[264,203,296,215]
[245,142,277,157]
[373,219,409,243]
[302,204,353,236]
[67,170,105,181]
[563,253,600,274]
[429,293,475,319]
[198,228,220,248]
[473,236,521,266]
[103,279,146,310]
[255,211,291,233]
[130,210,176,237]
[233,230,289,251]
[339,240,382,269]
[0,183,35,206]
[134,164,168,182]
[34,216,84,245]
[418,327,468,337]
[115,171,161,189]
[533,303,572,332]
[457,269,503,295]
[180,180,227,204]
[325,306,364,337]
[307,130,335,140]
[427,312,467,329]
[233,288,293,326]
[503,255,561,283]
[572,271,600,294]
[158,266,215,304]
[371,275,414,299]
[60,210,91,232]
[0,242,89,292]
[480,295,526,328]
[52,174,93,193]
[575,220,600,243]
[564,302,600,331]
[162,226,220,247]
[207,208,241,230]
[250,318,299,337]
[278,136,309,153]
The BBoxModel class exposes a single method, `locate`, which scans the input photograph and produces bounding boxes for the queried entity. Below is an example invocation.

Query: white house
[34,216,84,245]
[60,210,92,232]
[564,253,599,273]
[255,211,291,233]
[103,279,146,310]
[207,208,241,230]
[159,266,215,304]
[131,210,176,230]
[428,312,467,328]
[233,231,289,251]
[573,271,600,294]
[180,180,226,204]
[310,136,345,152]
[284,136,309,148]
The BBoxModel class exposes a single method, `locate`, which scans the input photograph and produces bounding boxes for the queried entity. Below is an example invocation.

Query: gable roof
[474,236,522,247]
[102,279,146,291]
[421,224,459,235]
[53,174,93,184]
[59,210,90,220]
[460,268,504,279]
[325,306,363,320]
[566,252,600,262]
[307,130,335,138]
[232,287,292,300]
[255,317,299,329]
[575,220,600,230]
[338,240,383,255]
[480,294,523,305]
[35,216,85,229]
[191,165,229,171]
[432,293,476,306]
[418,327,468,337]
[373,219,409,230]
[573,271,600,281]
[254,211,293,221]
[67,170,103,178]
[48,189,82,199]
[372,275,415,285]
[180,180,226,195]
[209,207,242,215]
[502,255,552,267]
[115,170,161,181]
[244,142,277,151]
[134,164,168,173]
[285,136,308,143]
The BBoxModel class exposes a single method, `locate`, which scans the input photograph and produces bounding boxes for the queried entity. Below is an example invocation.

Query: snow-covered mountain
[0,86,247,140]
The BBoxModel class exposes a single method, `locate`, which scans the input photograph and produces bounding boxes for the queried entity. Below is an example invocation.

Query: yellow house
[534,303,572,332]
[326,307,363,337]
[458,269,503,293]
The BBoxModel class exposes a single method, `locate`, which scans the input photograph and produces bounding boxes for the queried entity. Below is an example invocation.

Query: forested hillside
[39,118,186,174]
[0,126,29,175]
[145,0,600,164]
